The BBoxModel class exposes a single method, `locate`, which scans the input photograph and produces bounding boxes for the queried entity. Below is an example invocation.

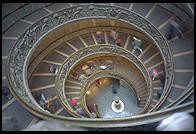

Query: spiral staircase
[2,3,194,130]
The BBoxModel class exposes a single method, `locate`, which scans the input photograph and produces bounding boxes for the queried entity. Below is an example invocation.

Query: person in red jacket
[114,38,122,46]
[95,79,100,85]
[69,98,77,108]
[87,104,93,113]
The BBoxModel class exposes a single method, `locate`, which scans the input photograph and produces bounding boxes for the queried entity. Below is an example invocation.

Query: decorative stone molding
[7,4,173,118]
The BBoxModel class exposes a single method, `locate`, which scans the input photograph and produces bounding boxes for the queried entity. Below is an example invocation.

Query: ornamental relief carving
[7,4,173,111]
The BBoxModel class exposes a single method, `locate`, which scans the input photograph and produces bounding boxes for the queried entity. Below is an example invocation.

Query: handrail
[27,26,153,81]
[7,90,195,128]
[93,104,101,118]
[185,3,194,16]
[7,4,173,124]
[80,70,142,117]
[56,44,153,118]
[9,80,194,128]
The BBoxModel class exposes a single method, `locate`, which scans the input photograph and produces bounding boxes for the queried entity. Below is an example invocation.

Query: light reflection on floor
[86,77,142,119]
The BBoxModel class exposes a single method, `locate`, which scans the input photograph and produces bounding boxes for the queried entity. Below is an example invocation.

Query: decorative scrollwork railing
[27,25,153,80]
[7,4,173,121]
[56,45,152,117]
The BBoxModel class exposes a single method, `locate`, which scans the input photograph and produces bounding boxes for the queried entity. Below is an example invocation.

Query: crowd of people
[68,97,97,118]
[96,30,145,54]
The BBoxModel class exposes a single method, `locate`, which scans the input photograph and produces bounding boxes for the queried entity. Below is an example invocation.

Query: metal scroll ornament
[56,45,152,115]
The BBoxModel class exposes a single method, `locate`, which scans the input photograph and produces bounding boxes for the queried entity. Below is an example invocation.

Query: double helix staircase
[2,3,194,130]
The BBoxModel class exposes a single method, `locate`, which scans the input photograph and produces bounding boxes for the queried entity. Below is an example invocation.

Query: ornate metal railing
[7,4,174,124]
[56,45,152,117]
[27,26,153,80]
[80,70,141,117]
[93,104,101,118]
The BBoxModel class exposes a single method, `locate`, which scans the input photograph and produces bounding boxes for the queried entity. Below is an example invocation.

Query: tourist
[110,29,117,41]
[90,112,97,118]
[96,31,105,44]
[148,68,158,81]
[49,64,53,73]
[49,64,58,74]
[132,37,143,54]
[167,20,183,40]
[45,102,50,112]
[54,67,58,75]
[152,68,158,80]
[82,65,93,76]
[157,90,163,99]
[87,104,93,113]
[87,60,96,70]
[114,38,122,46]
[69,98,77,108]
[78,74,87,83]
[46,102,56,114]
[49,64,54,73]
[112,85,117,94]
[110,29,119,43]
[95,79,100,85]
[39,93,48,109]
[77,109,86,116]
[2,86,13,100]
[40,92,47,103]
[158,74,165,87]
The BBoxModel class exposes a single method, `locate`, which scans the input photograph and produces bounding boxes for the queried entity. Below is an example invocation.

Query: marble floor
[86,77,142,118]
